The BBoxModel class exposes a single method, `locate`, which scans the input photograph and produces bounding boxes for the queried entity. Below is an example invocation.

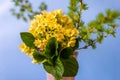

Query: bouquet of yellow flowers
[19,9,79,80]
[18,0,120,80]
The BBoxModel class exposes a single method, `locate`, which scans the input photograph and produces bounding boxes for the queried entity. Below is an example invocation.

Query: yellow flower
[34,39,47,50]
[70,37,76,41]
[72,28,79,36]
[34,39,41,48]
[19,43,33,56]
[55,34,64,42]
[65,29,73,37]
[52,9,63,16]
[19,43,26,52]
[67,40,76,47]
[32,59,37,64]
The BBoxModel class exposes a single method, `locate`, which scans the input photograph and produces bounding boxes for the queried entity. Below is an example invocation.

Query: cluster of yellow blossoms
[19,9,78,56]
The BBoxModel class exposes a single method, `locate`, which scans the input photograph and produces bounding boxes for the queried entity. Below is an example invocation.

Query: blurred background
[0,0,120,80]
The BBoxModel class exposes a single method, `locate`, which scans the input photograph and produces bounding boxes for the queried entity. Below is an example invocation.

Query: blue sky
[0,0,120,80]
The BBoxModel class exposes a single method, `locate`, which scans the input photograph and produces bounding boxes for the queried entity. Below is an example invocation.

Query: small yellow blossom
[34,39,41,48]
[32,59,37,64]
[67,40,76,47]
[19,43,33,56]
[55,34,64,42]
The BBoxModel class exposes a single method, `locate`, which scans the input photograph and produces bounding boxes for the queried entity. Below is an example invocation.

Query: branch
[80,0,83,11]
[77,40,96,50]
[77,0,83,28]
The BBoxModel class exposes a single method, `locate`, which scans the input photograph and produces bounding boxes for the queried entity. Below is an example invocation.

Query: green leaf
[97,13,105,22]
[60,47,74,59]
[61,57,79,77]
[32,51,46,64]
[20,32,35,48]
[43,57,64,80]
[39,2,47,11]
[82,3,88,10]
[47,56,58,66]
[97,35,104,44]
[91,44,96,49]
[45,37,58,58]
[15,1,19,6]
